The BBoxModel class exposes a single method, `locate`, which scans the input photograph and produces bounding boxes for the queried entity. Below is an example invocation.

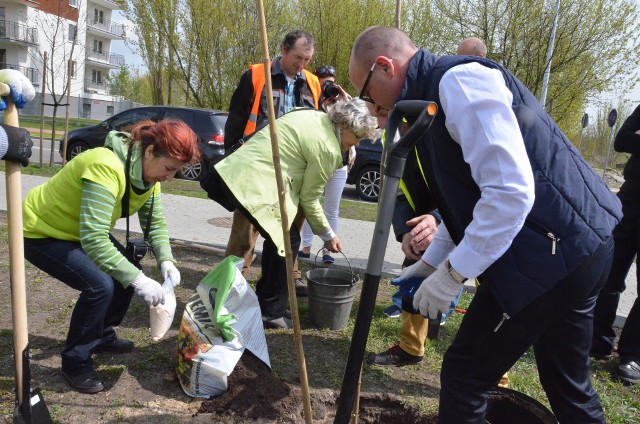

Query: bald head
[457,37,487,58]
[349,26,418,70]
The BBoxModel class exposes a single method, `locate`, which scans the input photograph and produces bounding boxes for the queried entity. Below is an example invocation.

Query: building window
[94,9,104,24]
[70,61,77,78]
[93,39,103,54]
[107,106,114,116]
[68,24,77,42]
[69,0,78,8]
[92,70,103,84]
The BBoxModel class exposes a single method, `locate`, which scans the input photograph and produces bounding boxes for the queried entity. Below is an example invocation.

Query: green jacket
[215,109,343,255]
[23,131,174,285]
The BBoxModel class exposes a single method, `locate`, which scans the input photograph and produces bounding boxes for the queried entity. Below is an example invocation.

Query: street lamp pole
[539,0,561,110]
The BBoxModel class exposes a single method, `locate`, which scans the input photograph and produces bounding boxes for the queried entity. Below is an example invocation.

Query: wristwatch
[444,259,467,284]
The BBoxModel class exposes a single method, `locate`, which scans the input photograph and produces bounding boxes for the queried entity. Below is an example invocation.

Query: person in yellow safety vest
[221,30,321,299]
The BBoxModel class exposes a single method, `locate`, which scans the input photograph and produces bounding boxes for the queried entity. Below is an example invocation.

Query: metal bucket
[306,252,360,330]
[485,387,557,424]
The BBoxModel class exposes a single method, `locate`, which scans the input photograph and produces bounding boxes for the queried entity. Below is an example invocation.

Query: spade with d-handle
[334,100,438,423]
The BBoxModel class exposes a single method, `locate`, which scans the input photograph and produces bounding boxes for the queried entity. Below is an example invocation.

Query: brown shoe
[368,343,423,366]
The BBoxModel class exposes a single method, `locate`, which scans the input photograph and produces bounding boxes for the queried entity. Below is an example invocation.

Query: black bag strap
[122,143,154,243]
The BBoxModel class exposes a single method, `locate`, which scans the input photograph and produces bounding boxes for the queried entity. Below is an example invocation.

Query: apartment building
[1,0,128,120]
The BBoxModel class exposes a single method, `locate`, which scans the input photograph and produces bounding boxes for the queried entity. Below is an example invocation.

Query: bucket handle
[312,249,358,285]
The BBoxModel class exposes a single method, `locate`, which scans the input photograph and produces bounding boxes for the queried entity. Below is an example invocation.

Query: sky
[110,11,146,71]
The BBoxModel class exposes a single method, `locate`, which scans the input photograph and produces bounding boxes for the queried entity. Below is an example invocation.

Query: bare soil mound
[198,352,436,423]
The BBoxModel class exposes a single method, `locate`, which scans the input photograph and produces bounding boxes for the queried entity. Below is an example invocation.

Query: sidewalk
[1,171,635,326]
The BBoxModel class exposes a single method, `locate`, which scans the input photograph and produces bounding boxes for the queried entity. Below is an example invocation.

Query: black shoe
[94,338,135,354]
[616,360,640,384]
[298,251,311,259]
[262,315,293,329]
[61,369,104,394]
[368,343,423,366]
[383,304,402,318]
[322,254,335,264]
[295,278,308,297]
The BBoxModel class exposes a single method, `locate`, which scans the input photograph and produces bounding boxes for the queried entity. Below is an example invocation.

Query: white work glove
[0,69,36,110]
[394,259,436,282]
[131,273,165,307]
[413,261,463,319]
[160,261,181,287]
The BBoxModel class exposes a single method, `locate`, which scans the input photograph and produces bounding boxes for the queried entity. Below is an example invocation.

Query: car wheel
[179,160,207,181]
[355,165,381,202]
[67,141,89,161]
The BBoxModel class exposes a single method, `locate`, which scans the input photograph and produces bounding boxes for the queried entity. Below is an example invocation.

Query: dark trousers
[24,235,134,375]
[438,238,614,424]
[255,224,301,317]
[592,191,640,363]
[202,168,302,318]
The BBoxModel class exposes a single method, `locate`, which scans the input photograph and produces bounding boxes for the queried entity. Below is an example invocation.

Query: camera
[125,238,152,263]
[322,81,340,100]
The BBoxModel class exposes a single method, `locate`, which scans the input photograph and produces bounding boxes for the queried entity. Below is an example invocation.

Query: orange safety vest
[243,62,321,137]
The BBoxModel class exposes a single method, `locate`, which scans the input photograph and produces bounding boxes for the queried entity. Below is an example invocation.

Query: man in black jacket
[349,26,621,423]
[591,104,640,384]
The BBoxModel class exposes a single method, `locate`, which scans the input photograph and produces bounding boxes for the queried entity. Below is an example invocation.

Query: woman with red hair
[22,119,200,394]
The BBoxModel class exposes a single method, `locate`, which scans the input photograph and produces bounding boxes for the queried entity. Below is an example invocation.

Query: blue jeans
[24,235,135,375]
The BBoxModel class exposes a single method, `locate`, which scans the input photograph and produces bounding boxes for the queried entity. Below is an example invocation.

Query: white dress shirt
[421,62,536,279]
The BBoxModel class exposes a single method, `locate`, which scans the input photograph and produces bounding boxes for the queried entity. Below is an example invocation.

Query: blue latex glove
[0,69,36,110]
[391,259,437,313]
[391,259,436,296]
[391,275,425,299]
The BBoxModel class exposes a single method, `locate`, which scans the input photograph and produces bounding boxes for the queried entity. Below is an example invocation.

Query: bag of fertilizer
[149,278,177,341]
[175,256,269,398]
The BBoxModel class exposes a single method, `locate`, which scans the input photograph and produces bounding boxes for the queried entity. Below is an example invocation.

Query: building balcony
[84,78,110,94]
[0,20,39,46]
[89,0,120,10]
[85,50,125,68]
[86,16,125,39]
[0,63,39,85]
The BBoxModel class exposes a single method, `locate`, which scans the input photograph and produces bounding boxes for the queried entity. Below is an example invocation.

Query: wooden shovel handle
[3,89,29,406]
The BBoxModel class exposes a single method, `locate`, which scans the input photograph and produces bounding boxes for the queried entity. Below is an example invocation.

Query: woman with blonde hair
[201,97,379,329]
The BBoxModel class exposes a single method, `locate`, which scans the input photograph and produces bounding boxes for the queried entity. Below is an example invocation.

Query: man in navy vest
[349,26,622,423]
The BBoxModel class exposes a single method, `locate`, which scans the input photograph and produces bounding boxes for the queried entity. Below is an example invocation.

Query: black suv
[347,138,382,202]
[60,106,228,181]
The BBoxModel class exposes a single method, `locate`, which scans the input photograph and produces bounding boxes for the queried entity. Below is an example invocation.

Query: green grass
[0,162,61,178]
[18,115,100,131]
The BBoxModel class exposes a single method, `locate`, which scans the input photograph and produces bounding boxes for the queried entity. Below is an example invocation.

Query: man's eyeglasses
[358,62,376,104]
[315,65,336,77]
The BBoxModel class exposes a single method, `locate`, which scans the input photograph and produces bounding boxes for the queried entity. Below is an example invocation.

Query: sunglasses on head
[315,65,336,77]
